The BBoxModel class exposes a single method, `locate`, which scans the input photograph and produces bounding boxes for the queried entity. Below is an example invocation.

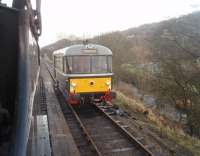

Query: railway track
[57,91,101,156]
[45,62,155,156]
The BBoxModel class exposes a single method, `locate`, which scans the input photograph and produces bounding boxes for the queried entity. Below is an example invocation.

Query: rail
[45,60,155,156]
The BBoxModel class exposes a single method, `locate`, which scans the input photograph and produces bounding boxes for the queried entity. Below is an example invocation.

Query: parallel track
[45,61,154,156]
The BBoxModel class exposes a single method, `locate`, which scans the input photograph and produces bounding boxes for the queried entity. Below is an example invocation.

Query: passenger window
[66,56,73,73]
[54,56,63,72]
[107,56,112,72]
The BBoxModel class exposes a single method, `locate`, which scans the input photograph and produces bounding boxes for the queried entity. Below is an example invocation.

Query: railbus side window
[63,58,66,73]
[54,56,63,72]
[63,57,69,73]
[107,56,112,72]
[66,56,73,73]
[55,56,58,69]
[62,57,65,73]
[53,56,56,68]
[53,56,56,67]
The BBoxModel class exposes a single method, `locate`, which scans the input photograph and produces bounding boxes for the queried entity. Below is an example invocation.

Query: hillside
[42,12,200,61]
[41,39,82,58]
[122,12,200,60]
[41,11,200,155]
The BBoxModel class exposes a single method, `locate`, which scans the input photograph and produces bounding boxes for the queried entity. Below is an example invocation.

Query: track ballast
[46,62,154,156]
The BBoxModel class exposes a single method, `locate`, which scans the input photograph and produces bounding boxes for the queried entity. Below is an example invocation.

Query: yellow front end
[69,77,111,93]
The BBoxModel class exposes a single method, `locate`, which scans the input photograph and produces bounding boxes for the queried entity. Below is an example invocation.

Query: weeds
[114,90,200,156]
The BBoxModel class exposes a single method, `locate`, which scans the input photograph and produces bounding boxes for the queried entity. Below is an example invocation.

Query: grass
[114,81,136,98]
[167,129,200,156]
[114,90,200,156]
[155,124,200,156]
[114,90,146,112]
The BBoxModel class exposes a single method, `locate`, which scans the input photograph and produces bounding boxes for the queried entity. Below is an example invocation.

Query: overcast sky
[3,0,200,46]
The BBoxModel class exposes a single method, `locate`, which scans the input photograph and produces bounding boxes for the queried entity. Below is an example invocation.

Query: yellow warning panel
[69,77,111,93]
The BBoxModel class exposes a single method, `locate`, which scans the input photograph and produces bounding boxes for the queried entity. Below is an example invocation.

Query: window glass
[71,56,90,73]
[66,55,112,74]
[66,56,72,73]
[108,56,112,72]
[92,56,107,73]
[54,56,63,71]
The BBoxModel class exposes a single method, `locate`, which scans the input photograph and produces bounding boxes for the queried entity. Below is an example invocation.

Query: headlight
[105,81,111,86]
[70,82,77,93]
[71,82,77,87]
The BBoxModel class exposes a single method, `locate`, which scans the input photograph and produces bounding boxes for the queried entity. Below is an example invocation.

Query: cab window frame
[54,55,63,72]
[64,55,112,74]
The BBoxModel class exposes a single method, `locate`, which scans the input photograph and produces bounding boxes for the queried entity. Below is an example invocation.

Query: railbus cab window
[73,56,90,73]
[65,55,112,74]
[66,56,91,74]
[92,56,107,73]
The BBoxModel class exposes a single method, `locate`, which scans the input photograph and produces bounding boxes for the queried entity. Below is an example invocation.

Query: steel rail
[45,61,102,156]
[45,60,155,156]
[65,100,103,156]
[93,103,155,156]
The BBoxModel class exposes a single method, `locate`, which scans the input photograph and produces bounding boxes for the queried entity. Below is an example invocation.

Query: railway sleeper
[145,144,155,150]
[136,137,145,142]
[102,147,138,156]
[96,140,133,150]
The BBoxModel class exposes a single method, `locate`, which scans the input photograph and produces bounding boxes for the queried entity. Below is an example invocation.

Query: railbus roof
[53,44,113,56]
